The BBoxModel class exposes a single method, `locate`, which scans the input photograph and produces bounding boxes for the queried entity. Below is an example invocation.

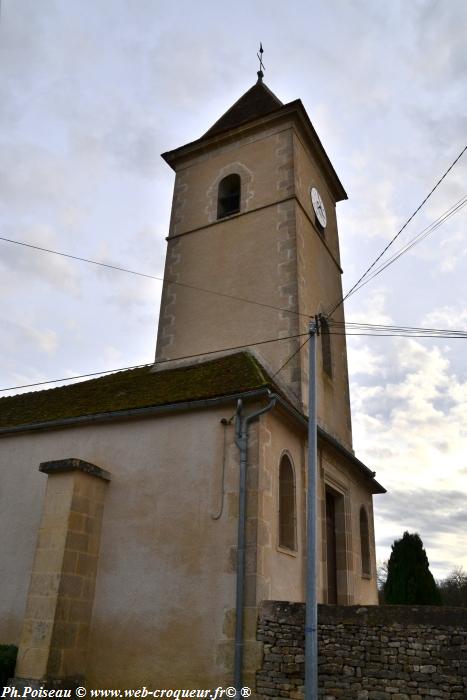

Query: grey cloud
[376,489,467,541]
[0,143,71,206]
[0,229,81,296]
[414,1,467,82]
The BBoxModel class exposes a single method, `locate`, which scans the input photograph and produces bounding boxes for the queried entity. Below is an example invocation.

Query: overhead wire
[330,331,467,338]
[1,173,465,333]
[337,194,467,299]
[327,319,467,338]
[4,319,466,394]
[0,235,312,321]
[327,144,467,316]
[274,316,467,380]
[1,148,466,389]
[0,330,309,394]
[272,335,311,378]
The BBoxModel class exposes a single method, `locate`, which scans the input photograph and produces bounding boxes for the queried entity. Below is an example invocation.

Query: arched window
[217,174,241,219]
[360,506,371,576]
[321,317,332,378]
[279,454,296,551]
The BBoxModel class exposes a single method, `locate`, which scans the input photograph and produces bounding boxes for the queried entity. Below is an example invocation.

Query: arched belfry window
[279,454,296,551]
[360,506,371,576]
[217,174,241,219]
[321,317,332,378]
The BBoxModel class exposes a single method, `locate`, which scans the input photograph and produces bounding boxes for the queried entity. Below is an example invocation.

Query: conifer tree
[384,531,441,605]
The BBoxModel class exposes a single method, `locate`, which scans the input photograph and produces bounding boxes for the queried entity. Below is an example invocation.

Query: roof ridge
[245,351,272,386]
[0,351,257,406]
[0,350,276,431]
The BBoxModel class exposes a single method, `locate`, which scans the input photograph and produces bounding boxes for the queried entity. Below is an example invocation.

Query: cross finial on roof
[257,42,265,82]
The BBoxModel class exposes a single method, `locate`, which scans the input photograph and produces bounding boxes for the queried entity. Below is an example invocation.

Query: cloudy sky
[1,0,466,579]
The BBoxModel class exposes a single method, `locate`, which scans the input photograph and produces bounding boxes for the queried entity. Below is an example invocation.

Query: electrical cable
[327,145,467,316]
[2,151,466,392]
[329,320,467,333]
[327,319,467,338]
[0,235,311,321]
[0,331,309,394]
[330,332,467,338]
[338,195,467,300]
[3,318,467,394]
[1,177,465,327]
[272,316,467,382]
[272,335,311,378]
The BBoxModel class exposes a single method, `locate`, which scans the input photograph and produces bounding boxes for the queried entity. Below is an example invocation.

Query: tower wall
[156,116,353,448]
[156,121,303,400]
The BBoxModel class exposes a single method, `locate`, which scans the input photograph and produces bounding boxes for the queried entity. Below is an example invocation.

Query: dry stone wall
[256,601,467,700]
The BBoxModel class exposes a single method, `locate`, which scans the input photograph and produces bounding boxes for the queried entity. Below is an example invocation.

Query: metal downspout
[234,393,276,693]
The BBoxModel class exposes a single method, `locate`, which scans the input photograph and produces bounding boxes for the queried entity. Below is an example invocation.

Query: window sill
[277,545,298,558]
[217,209,240,221]
[361,572,372,580]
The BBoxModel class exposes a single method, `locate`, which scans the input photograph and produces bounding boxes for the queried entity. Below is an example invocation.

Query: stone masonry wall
[256,601,467,700]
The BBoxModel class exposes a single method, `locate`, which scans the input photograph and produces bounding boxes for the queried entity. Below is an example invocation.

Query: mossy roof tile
[0,352,275,430]
[0,351,385,493]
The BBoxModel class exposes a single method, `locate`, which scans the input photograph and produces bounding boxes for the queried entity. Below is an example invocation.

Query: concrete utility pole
[305,317,318,699]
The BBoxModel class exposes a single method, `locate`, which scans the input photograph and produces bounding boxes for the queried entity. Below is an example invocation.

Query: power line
[0,362,152,394]
[0,235,311,321]
[330,331,467,338]
[273,335,311,378]
[339,195,467,300]
[3,149,466,392]
[3,318,467,394]
[273,316,467,384]
[331,320,467,333]
[327,145,467,316]
[1,171,465,328]
[0,331,308,394]
[327,319,467,338]
[270,188,467,380]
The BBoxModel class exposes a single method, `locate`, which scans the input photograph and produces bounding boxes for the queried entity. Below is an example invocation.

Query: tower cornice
[161,99,348,203]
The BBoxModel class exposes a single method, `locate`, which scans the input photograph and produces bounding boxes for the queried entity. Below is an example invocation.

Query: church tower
[156,72,353,450]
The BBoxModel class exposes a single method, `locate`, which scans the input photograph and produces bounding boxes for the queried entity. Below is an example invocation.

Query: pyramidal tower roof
[161,73,347,202]
[203,74,283,139]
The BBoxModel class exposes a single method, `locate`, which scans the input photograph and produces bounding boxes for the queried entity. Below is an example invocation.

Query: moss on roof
[0,352,276,430]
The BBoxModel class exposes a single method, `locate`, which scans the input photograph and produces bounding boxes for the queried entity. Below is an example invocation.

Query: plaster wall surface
[0,406,247,688]
[0,436,47,642]
[0,402,379,688]
[257,410,305,604]
[257,410,379,608]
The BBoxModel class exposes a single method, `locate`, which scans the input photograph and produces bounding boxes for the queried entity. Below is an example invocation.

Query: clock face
[311,187,327,229]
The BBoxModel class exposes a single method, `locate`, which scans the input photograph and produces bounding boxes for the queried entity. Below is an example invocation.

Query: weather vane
[257,42,265,81]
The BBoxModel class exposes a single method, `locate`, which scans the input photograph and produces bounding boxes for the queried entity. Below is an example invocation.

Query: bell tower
[156,74,353,450]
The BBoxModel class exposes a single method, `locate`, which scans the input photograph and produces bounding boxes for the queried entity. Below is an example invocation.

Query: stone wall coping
[259,599,467,627]
[39,457,111,481]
